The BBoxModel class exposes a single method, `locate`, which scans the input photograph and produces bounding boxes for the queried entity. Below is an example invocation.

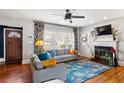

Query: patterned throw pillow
[32,54,43,70]
[32,54,41,63]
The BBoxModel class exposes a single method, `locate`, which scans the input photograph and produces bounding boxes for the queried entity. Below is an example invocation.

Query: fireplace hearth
[94,46,118,67]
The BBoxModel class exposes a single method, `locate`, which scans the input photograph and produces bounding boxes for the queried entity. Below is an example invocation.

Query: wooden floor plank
[0,64,32,83]
[0,63,124,83]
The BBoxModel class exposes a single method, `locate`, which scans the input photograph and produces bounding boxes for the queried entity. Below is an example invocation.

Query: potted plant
[112,29,119,40]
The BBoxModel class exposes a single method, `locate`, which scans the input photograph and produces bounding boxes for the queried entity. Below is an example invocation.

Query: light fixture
[64,18,72,23]
[90,21,94,24]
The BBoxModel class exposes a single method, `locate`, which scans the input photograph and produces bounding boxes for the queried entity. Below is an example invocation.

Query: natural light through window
[44,30,74,50]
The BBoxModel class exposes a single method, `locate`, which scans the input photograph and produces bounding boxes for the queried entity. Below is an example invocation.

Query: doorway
[5,29,22,64]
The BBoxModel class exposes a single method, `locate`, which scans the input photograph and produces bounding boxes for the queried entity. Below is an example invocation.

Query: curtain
[0,27,4,58]
[34,20,44,54]
[73,28,78,50]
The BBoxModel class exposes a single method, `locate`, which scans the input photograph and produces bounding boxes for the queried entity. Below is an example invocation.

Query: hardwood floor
[0,63,32,83]
[0,63,124,83]
[85,66,124,83]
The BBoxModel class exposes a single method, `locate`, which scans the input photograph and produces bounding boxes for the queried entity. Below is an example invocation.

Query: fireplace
[94,46,118,67]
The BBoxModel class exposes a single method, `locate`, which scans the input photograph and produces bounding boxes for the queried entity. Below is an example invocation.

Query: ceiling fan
[53,9,85,23]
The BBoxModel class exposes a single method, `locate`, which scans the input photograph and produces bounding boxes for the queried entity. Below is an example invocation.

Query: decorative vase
[114,54,118,67]
[113,36,116,40]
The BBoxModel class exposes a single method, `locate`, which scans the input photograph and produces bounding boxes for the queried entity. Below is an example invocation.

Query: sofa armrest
[74,50,78,56]
[31,63,66,83]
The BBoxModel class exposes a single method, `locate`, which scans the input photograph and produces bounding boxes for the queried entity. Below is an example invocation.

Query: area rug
[66,61,111,83]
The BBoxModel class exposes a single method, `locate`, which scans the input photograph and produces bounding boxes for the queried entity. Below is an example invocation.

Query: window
[44,30,74,50]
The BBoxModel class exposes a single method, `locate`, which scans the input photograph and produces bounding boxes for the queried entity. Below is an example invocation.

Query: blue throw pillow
[47,52,52,58]
[48,50,56,57]
[38,52,49,60]
[51,50,56,57]
[47,50,52,56]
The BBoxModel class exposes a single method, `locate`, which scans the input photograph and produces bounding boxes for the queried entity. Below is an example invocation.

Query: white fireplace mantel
[93,41,118,50]
[92,34,118,50]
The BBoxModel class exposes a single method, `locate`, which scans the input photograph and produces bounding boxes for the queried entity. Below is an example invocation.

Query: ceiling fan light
[69,20,72,23]
[103,17,108,20]
[90,21,94,24]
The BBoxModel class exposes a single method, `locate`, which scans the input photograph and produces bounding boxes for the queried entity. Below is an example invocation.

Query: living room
[0,9,124,83]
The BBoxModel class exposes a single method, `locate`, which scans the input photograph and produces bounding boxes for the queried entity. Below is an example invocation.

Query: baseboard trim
[118,61,124,66]
[0,62,4,65]
[22,58,30,64]
[0,58,5,62]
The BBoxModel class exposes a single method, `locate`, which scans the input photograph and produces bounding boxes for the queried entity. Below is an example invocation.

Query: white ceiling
[0,9,124,27]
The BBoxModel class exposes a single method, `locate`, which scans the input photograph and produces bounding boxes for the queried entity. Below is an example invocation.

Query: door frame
[4,28,23,63]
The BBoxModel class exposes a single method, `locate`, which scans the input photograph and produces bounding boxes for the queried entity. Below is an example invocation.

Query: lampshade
[35,40,43,46]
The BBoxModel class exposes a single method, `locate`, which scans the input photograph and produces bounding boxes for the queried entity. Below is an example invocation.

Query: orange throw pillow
[69,49,75,54]
[42,58,56,68]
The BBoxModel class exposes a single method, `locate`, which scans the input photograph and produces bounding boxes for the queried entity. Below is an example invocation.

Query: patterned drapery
[34,20,44,54]
[73,28,78,50]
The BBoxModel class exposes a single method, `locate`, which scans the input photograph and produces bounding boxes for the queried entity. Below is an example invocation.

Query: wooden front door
[6,30,22,64]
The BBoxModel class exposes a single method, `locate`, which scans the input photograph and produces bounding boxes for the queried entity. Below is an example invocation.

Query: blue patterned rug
[66,61,111,83]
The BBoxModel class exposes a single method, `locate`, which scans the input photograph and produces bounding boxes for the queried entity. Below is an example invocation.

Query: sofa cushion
[32,54,43,70]
[59,54,76,60]
[65,49,69,54]
[53,56,62,62]
[54,54,77,62]
[32,54,41,63]
[38,52,49,60]
[33,62,43,70]
[56,49,66,56]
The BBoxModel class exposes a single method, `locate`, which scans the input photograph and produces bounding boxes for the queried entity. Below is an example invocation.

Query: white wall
[44,24,73,33]
[79,17,124,65]
[0,16,34,64]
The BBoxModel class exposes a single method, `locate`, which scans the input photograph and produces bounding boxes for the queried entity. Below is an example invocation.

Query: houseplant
[112,29,119,40]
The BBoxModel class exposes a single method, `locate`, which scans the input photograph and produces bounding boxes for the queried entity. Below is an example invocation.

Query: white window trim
[44,24,74,50]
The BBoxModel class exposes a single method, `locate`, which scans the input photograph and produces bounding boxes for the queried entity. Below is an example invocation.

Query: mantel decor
[91,30,96,40]
[112,27,119,41]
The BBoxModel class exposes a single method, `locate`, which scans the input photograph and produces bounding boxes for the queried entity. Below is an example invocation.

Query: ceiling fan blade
[52,14,64,16]
[70,9,77,13]
[71,16,85,18]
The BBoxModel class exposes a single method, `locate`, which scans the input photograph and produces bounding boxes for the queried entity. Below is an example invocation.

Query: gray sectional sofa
[48,49,78,63]
[31,48,78,83]
[31,61,66,83]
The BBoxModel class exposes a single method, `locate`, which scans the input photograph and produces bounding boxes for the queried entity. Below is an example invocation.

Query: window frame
[43,30,74,50]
